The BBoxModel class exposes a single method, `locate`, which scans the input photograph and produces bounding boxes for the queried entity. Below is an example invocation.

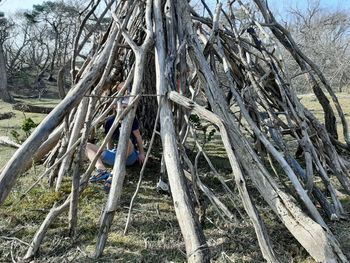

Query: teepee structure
[1,0,350,262]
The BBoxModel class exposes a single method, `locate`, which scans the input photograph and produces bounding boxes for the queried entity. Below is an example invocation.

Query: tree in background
[283,0,350,93]
[23,1,81,81]
[2,1,85,98]
[0,11,14,102]
[3,14,31,79]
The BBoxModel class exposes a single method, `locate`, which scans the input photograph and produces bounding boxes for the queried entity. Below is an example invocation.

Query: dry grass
[299,92,350,143]
[0,93,350,262]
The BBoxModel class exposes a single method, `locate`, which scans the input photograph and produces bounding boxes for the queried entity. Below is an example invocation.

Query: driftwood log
[0,112,15,120]
[12,103,54,114]
[0,0,349,262]
[0,136,20,148]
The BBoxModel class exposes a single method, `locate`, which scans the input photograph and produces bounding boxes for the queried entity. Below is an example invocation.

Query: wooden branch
[68,97,93,237]
[124,96,162,235]
[153,1,209,262]
[94,0,154,258]
[0,20,120,205]
[55,98,89,191]
[0,136,20,148]
[23,98,139,260]
[184,170,236,221]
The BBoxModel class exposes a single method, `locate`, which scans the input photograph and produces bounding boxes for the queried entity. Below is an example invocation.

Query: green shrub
[21,117,37,137]
[10,130,20,144]
[10,117,38,143]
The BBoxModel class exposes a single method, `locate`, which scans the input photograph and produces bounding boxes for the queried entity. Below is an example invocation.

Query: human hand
[138,153,145,165]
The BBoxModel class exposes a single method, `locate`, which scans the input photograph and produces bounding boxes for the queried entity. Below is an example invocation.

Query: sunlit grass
[299,92,350,143]
[0,99,58,137]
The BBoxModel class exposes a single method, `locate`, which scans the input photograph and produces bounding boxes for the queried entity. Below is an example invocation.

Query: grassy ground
[0,94,350,262]
[0,98,60,168]
[299,93,350,143]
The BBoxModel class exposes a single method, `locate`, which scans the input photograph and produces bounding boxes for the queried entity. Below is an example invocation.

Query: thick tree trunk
[0,45,14,103]
[136,53,159,141]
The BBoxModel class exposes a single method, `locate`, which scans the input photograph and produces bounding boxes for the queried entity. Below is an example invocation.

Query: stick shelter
[0,1,350,262]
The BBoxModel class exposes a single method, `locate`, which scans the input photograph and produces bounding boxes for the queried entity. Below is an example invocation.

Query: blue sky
[269,0,350,9]
[1,0,349,16]
[267,0,350,15]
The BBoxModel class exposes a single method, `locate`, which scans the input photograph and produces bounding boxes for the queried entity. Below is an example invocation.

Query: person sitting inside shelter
[85,96,145,191]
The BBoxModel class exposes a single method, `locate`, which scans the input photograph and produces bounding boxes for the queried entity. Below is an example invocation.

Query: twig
[221,251,235,262]
[19,139,81,201]
[0,236,30,247]
[124,97,162,235]
[11,241,16,263]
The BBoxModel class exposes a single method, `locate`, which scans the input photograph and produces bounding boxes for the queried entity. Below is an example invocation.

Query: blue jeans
[101,149,139,167]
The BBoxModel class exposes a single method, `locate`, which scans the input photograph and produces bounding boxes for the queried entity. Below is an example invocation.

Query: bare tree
[284,0,350,92]
[0,11,14,102]
[3,15,31,79]
[23,1,81,80]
